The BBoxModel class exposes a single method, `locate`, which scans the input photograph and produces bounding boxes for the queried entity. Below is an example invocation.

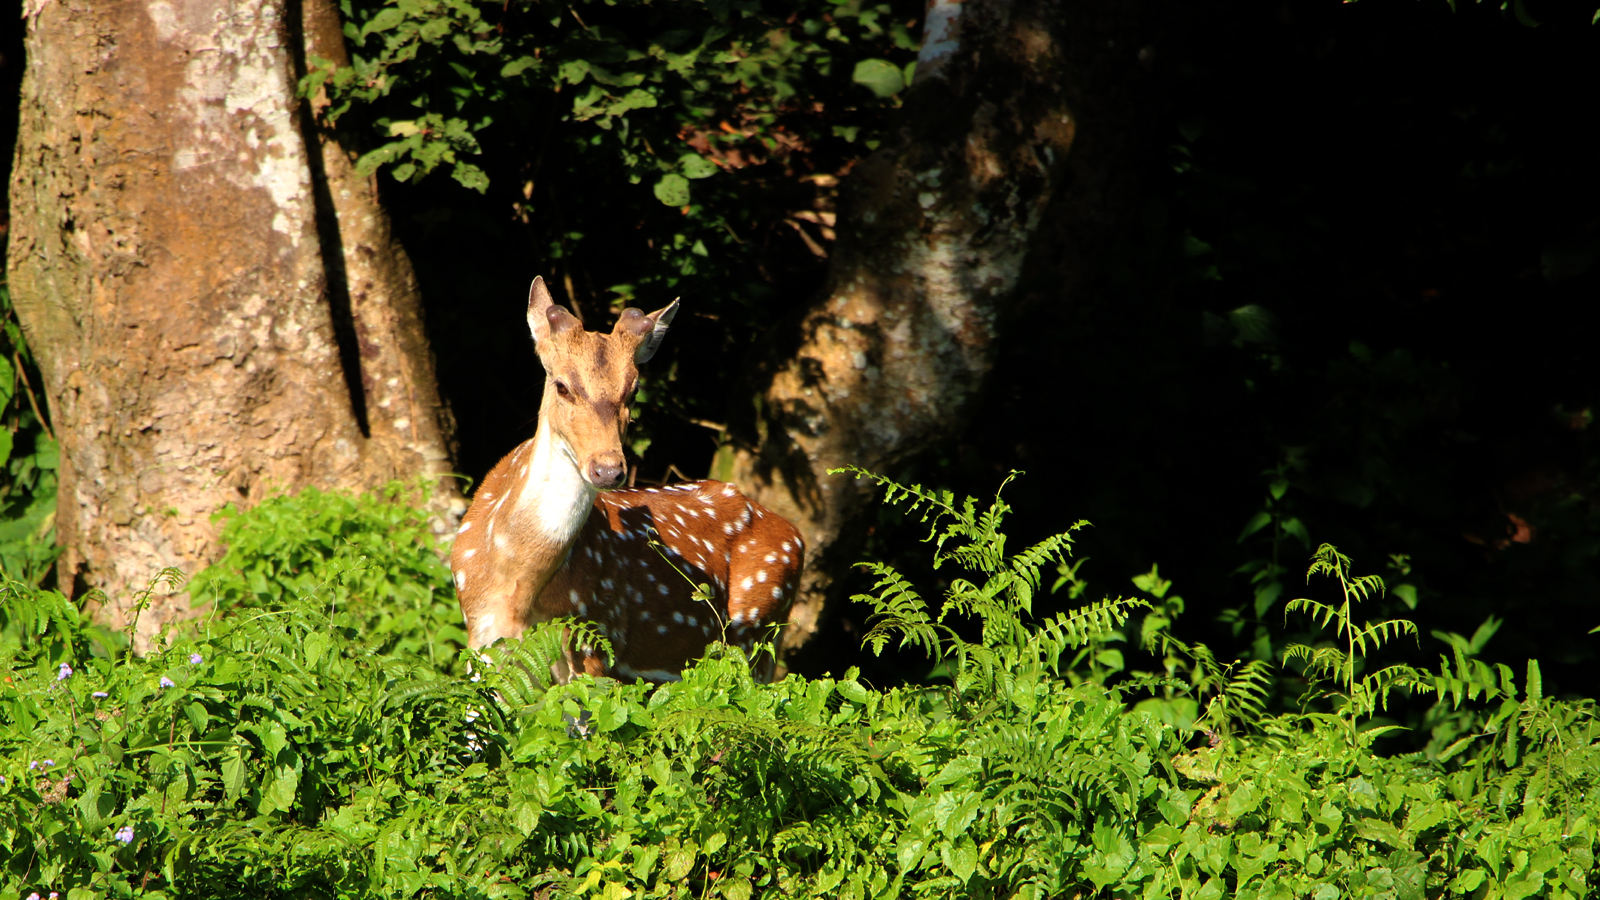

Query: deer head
[526,276,678,489]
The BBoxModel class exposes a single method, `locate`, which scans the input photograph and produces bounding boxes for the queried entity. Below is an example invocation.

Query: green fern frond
[1283,597,1341,630]
[1349,618,1420,657]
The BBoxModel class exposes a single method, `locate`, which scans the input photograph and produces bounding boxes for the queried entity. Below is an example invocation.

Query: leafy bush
[186,481,464,668]
[2,476,1596,899]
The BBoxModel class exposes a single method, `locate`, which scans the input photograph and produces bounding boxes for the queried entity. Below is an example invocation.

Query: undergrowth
[2,474,1596,899]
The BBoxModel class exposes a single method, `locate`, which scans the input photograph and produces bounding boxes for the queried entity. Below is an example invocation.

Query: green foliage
[1284,544,1433,747]
[316,0,914,193]
[3,476,1598,899]
[311,0,916,317]
[186,480,465,669]
[834,466,1147,696]
[0,285,61,585]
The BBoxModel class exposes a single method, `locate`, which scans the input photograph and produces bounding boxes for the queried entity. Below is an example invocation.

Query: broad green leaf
[500,56,537,78]
[1254,581,1283,617]
[452,162,490,193]
[304,630,330,669]
[221,747,247,800]
[662,847,696,880]
[679,153,719,179]
[1281,517,1310,549]
[653,174,690,207]
[1237,511,1272,542]
[852,58,904,97]
[941,836,978,884]
[362,8,406,36]
[183,701,209,734]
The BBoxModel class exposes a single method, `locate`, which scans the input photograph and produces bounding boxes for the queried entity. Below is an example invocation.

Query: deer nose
[587,457,626,489]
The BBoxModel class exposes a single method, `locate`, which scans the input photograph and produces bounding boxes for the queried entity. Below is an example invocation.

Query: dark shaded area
[376,0,1597,703]
[828,0,1600,697]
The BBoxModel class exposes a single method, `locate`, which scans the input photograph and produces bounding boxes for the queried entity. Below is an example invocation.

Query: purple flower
[26,892,40,900]
[189,653,204,665]
[50,893,60,900]
[114,825,134,844]
[57,662,73,681]
[28,760,38,771]
[159,676,175,688]
[42,759,53,767]
[91,691,109,699]
[1,775,7,785]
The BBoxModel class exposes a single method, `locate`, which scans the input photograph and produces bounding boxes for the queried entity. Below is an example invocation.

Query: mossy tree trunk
[6,0,458,643]
[720,0,1148,657]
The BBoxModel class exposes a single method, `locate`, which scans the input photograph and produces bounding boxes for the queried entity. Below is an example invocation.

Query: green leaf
[653,174,690,207]
[500,56,537,78]
[511,801,541,835]
[0,353,14,407]
[1281,517,1310,549]
[851,59,905,98]
[221,748,247,800]
[559,59,591,84]
[1253,581,1283,618]
[362,8,406,36]
[0,429,13,468]
[1237,511,1272,542]
[1391,583,1418,609]
[35,437,58,469]
[678,154,719,179]
[940,835,978,884]
[595,696,629,732]
[452,162,490,193]
[662,847,696,880]
[259,763,298,814]
[184,701,209,734]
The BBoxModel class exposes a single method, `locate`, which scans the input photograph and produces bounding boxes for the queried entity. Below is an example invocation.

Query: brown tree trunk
[6,0,458,643]
[718,0,1145,657]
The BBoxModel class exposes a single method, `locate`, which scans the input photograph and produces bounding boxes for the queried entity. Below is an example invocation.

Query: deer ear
[526,276,577,344]
[622,298,679,363]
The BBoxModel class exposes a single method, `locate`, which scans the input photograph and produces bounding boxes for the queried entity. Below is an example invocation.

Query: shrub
[186,481,464,670]
[1,476,1596,898]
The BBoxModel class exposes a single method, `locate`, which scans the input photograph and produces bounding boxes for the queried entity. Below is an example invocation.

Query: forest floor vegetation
[2,475,1595,899]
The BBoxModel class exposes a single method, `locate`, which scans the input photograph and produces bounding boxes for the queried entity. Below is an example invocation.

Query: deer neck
[509,419,599,583]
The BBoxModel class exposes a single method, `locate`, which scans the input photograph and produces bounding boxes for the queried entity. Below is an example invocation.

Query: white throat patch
[518,423,598,545]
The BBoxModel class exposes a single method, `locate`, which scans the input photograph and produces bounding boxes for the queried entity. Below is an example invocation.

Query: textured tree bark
[6,0,458,643]
[719,0,1144,657]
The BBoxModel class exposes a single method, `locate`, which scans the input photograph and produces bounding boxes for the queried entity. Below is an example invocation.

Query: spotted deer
[450,277,803,682]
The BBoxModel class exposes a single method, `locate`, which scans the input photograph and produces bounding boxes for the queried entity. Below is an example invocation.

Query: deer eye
[554,380,572,400]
